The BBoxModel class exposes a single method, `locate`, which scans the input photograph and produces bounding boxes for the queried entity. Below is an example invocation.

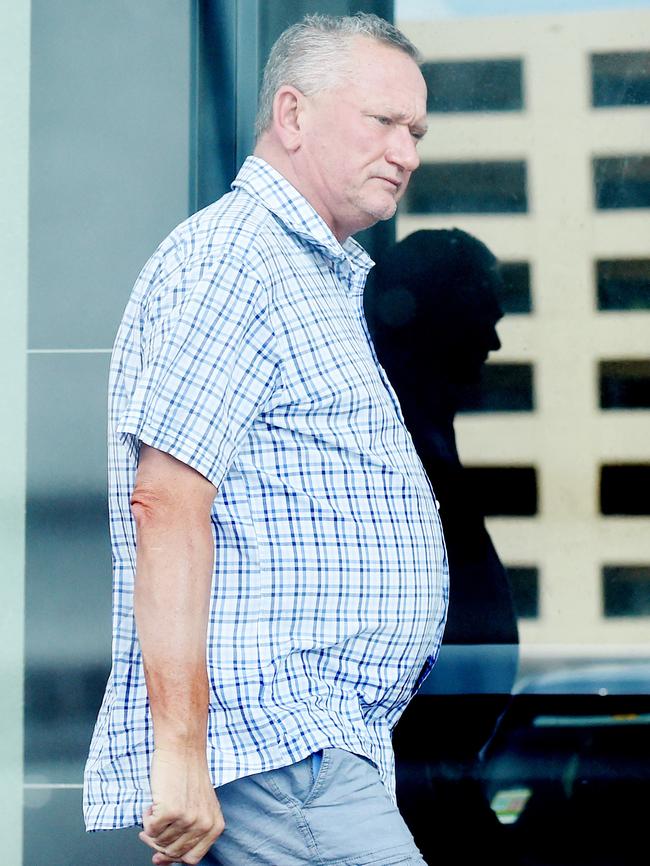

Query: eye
[373,115,393,126]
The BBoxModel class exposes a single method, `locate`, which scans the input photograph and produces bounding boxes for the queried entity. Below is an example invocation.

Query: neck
[254,137,350,243]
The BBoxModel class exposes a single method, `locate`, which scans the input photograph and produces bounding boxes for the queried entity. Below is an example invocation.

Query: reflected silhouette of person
[364,228,520,865]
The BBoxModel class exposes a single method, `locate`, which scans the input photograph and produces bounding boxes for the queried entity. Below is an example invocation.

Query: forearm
[131,446,216,752]
[134,511,214,749]
[129,447,224,865]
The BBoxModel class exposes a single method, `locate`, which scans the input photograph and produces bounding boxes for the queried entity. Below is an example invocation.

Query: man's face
[296,38,428,242]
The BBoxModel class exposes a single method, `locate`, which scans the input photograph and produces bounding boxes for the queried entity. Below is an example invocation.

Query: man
[84,13,447,866]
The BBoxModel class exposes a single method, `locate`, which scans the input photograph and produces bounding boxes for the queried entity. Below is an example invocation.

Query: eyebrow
[391,110,428,138]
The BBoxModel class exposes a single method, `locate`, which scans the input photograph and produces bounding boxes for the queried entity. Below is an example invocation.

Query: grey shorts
[201,748,427,865]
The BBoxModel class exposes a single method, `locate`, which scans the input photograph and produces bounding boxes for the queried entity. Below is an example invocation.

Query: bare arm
[131,444,224,865]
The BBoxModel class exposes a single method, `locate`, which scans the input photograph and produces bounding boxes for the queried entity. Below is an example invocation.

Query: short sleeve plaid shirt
[83,156,448,831]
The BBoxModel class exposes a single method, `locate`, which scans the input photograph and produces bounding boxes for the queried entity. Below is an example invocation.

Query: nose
[386,126,420,173]
[489,327,501,352]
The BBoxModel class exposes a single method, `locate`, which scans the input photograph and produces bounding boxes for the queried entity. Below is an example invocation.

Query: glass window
[464,466,538,516]
[498,262,532,314]
[600,464,650,515]
[591,51,650,108]
[458,363,535,413]
[404,161,528,214]
[596,259,650,311]
[603,565,650,617]
[594,156,650,210]
[600,360,650,410]
[421,59,524,113]
[508,566,540,619]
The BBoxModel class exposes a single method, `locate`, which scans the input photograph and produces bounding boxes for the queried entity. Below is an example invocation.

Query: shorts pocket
[263,748,333,808]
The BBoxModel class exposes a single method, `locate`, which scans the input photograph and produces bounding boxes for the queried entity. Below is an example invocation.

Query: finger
[140,830,184,860]
[145,826,212,863]
[177,834,220,866]
[144,820,194,850]
[175,820,226,866]
[142,809,181,840]
[147,818,223,866]
[151,854,177,866]
[144,836,183,864]
[142,806,203,849]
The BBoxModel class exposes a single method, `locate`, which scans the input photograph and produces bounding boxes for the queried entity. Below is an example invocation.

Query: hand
[139,747,225,864]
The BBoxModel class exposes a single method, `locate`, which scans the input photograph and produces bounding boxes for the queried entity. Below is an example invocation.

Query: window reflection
[507,566,540,619]
[599,360,650,410]
[458,363,535,413]
[463,465,538,516]
[395,4,650,665]
[498,262,532,314]
[405,160,528,214]
[596,258,650,310]
[600,464,650,515]
[594,155,650,209]
[591,51,650,107]
[603,564,650,616]
[421,58,524,112]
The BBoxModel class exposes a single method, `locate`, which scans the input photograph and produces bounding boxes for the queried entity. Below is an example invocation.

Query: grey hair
[255,12,421,140]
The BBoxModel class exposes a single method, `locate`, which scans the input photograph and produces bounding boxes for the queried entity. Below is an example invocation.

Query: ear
[271,85,304,151]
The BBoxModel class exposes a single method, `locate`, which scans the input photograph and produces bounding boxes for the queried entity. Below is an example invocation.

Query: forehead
[343,37,427,114]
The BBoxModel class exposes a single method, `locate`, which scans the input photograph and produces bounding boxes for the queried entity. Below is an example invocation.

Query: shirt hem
[84,739,383,832]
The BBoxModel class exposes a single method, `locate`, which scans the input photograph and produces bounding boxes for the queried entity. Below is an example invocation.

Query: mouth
[375,176,402,192]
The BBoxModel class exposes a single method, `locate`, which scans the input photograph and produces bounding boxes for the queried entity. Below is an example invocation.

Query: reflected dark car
[481,662,650,866]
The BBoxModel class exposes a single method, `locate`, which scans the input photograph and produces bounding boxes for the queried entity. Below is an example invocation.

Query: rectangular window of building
[594,156,650,210]
[421,59,524,113]
[591,51,650,108]
[404,161,528,215]
[600,464,650,515]
[603,565,650,617]
[464,466,538,516]
[600,360,650,410]
[458,363,534,413]
[498,262,532,314]
[507,566,539,619]
[597,259,650,310]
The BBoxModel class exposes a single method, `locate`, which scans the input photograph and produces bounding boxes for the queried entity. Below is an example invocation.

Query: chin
[367,198,398,223]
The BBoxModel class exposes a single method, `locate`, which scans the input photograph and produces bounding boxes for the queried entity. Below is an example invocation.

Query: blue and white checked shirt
[83,156,448,831]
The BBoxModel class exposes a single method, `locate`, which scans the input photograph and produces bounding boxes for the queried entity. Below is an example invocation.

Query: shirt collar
[232,156,375,277]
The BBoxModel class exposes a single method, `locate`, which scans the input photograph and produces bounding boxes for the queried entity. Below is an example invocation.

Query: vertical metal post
[0,3,29,864]
[235,0,260,171]
[193,0,238,210]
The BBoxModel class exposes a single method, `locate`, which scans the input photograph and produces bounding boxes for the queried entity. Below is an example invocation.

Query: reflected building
[396,8,650,663]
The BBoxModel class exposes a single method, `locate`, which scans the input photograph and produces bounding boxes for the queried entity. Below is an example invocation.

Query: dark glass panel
[594,156,650,209]
[498,262,532,314]
[600,360,650,409]
[603,564,650,617]
[458,363,534,413]
[463,466,538,516]
[422,58,523,113]
[597,259,650,311]
[404,161,528,214]
[600,464,650,515]
[507,566,540,619]
[591,51,650,108]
